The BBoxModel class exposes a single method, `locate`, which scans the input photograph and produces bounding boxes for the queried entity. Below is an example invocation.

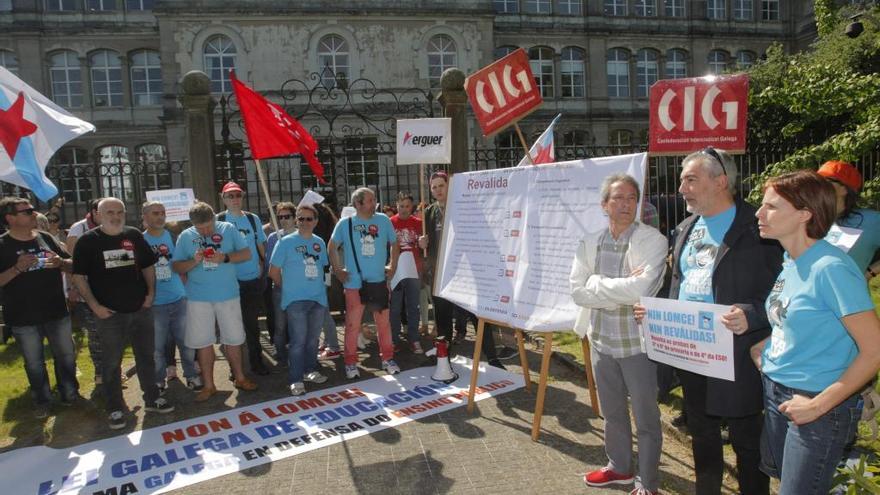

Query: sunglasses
[224,193,243,199]
[277,214,293,220]
[47,216,60,223]
[13,207,35,216]
[297,216,316,222]
[700,147,727,176]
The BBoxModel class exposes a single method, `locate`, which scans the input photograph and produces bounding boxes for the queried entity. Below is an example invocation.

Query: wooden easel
[466,318,600,441]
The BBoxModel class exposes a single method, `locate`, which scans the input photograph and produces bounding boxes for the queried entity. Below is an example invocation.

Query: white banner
[639,296,735,381]
[434,154,647,332]
[0,358,520,495]
[396,118,452,165]
[145,189,195,223]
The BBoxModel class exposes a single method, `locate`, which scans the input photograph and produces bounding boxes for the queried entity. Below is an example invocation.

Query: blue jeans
[153,298,196,383]
[272,288,288,363]
[286,300,324,384]
[12,316,78,405]
[390,278,420,344]
[761,374,860,495]
[322,306,339,351]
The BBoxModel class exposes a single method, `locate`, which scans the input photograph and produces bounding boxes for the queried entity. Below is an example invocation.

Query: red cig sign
[464,48,543,138]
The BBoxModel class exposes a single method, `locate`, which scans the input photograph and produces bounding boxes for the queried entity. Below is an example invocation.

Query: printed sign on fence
[145,188,195,222]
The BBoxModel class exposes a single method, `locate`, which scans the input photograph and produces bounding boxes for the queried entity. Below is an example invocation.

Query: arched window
[496,131,518,168]
[0,50,18,75]
[137,144,172,190]
[561,47,585,98]
[665,49,687,79]
[52,147,92,203]
[733,0,753,20]
[606,48,630,98]
[90,50,123,107]
[707,50,728,75]
[529,47,555,98]
[98,145,135,202]
[317,35,349,89]
[736,50,756,70]
[427,35,456,89]
[636,49,659,97]
[203,35,236,94]
[49,51,82,108]
[707,0,725,19]
[634,0,656,16]
[494,46,518,60]
[562,130,590,146]
[610,129,633,146]
[130,49,161,106]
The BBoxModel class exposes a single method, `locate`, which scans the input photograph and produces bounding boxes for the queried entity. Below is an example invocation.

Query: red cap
[221,181,243,194]
[817,160,862,192]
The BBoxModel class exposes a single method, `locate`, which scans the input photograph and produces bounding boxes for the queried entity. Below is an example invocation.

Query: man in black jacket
[667,148,782,495]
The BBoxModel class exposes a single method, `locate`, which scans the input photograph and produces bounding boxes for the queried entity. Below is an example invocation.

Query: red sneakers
[583,467,634,487]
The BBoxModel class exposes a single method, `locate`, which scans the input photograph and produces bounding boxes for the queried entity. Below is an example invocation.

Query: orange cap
[817,160,862,192]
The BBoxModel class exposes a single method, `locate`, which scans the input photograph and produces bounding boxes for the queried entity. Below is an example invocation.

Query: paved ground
[2,323,744,494]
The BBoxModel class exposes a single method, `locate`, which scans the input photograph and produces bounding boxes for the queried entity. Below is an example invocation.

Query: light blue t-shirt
[173,221,248,302]
[270,232,329,309]
[831,208,880,272]
[330,214,395,289]
[143,229,186,306]
[678,205,736,303]
[762,240,875,392]
[220,211,267,281]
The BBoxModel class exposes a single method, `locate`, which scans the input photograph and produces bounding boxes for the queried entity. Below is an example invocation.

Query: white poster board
[826,224,862,253]
[145,188,195,222]
[639,296,735,381]
[434,153,647,332]
[396,118,452,165]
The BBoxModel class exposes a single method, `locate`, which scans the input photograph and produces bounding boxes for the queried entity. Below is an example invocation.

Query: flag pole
[514,123,535,165]
[254,159,279,232]
[420,163,427,258]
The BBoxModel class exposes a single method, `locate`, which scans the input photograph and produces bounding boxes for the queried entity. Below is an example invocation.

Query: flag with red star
[517,113,561,167]
[0,67,95,201]
[230,71,325,183]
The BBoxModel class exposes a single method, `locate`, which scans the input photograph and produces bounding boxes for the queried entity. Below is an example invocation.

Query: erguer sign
[648,74,749,155]
[396,118,452,165]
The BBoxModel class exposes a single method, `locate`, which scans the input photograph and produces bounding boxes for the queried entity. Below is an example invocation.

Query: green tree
[746,6,880,208]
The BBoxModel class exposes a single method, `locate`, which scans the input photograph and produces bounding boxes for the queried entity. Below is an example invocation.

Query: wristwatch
[223,254,230,263]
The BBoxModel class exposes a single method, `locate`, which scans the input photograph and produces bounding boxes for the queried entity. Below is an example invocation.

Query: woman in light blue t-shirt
[752,170,880,495]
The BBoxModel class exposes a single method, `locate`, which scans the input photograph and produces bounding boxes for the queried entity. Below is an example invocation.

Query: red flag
[230,71,326,183]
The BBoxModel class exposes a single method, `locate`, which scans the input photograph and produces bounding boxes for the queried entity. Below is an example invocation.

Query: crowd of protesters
[3,151,880,495]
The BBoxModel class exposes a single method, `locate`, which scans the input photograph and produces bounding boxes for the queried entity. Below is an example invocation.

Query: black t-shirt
[0,231,70,326]
[73,226,156,313]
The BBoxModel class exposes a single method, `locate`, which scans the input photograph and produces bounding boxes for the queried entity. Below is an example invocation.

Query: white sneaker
[382,359,401,375]
[304,371,328,384]
[345,364,360,379]
[357,333,369,350]
[289,382,306,396]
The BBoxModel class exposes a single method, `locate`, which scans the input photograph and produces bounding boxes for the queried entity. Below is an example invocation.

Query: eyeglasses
[13,207,35,216]
[297,217,316,222]
[47,217,60,223]
[277,214,293,220]
[224,193,243,199]
[701,147,727,176]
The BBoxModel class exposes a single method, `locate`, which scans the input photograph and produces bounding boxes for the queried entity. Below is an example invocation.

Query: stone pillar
[179,71,218,210]
[438,68,469,175]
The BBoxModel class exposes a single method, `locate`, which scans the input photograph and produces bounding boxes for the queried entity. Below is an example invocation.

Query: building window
[344,137,379,196]
[665,49,688,79]
[761,0,778,20]
[90,50,123,107]
[203,35,236,94]
[604,0,626,16]
[46,0,77,11]
[707,50,728,75]
[634,0,656,16]
[126,0,154,10]
[87,0,117,11]
[524,0,552,13]
[53,148,93,203]
[562,130,590,146]
[428,35,456,89]
[636,49,658,97]
[130,49,161,106]
[707,0,725,19]
[496,131,518,167]
[557,0,582,15]
[610,129,633,146]
[733,0,753,20]
[664,0,684,17]
[99,145,135,203]
[529,47,555,98]
[0,50,18,75]
[561,47,585,98]
[494,46,518,60]
[136,144,172,190]
[49,51,83,108]
[736,50,756,69]
[494,0,519,13]
[317,35,349,89]
[606,48,630,98]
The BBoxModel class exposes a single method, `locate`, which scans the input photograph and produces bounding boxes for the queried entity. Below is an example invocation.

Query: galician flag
[517,113,561,167]
[0,66,95,201]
